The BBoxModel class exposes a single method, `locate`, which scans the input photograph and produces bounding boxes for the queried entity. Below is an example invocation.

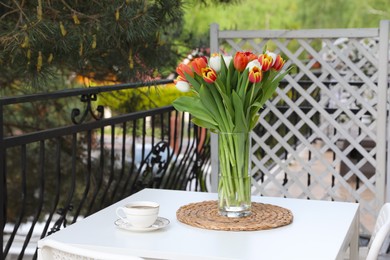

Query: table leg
[349,213,360,260]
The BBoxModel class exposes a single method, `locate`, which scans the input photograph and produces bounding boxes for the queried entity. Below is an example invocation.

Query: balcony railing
[2,78,386,260]
[0,79,210,260]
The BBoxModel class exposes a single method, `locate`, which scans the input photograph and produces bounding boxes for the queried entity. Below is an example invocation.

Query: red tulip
[191,57,208,76]
[273,55,286,71]
[258,54,273,72]
[176,63,194,78]
[201,67,217,83]
[248,66,263,83]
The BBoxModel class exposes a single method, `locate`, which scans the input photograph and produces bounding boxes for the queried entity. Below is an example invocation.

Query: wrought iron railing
[0,79,210,260]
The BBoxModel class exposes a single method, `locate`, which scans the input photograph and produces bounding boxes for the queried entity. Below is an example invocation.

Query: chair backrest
[38,239,144,260]
[366,203,390,260]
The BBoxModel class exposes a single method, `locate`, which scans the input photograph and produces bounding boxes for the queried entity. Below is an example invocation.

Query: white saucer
[114,217,170,232]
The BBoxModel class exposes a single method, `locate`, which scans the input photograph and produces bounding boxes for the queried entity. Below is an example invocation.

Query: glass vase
[218,132,251,217]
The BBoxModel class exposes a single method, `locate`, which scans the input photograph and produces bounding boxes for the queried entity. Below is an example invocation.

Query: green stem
[221,134,235,197]
[218,132,250,210]
[209,86,231,132]
[249,82,256,107]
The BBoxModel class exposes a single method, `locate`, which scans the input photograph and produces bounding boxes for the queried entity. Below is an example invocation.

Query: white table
[38,189,359,260]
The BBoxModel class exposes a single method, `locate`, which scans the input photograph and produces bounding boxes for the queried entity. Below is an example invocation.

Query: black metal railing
[1,78,376,259]
[0,79,210,260]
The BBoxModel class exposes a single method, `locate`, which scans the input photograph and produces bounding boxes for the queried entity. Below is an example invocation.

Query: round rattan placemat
[176,200,293,231]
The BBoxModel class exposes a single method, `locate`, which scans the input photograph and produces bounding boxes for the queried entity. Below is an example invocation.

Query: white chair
[364,203,390,260]
[38,239,145,260]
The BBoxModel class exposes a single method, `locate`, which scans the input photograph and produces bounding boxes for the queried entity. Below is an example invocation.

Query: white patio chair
[38,239,145,260]
[363,203,390,260]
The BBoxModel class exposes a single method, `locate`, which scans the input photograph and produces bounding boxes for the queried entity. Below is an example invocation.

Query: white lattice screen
[209,21,390,235]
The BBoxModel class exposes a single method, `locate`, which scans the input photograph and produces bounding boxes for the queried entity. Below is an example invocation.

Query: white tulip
[246,60,262,71]
[222,55,233,67]
[209,55,233,72]
[209,55,221,72]
[175,81,191,92]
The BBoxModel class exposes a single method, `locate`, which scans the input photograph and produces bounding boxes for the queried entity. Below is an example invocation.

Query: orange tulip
[258,54,273,72]
[248,66,263,83]
[176,63,194,78]
[201,67,217,83]
[233,51,257,72]
[191,56,208,76]
[233,52,248,72]
[246,51,257,62]
[273,55,286,71]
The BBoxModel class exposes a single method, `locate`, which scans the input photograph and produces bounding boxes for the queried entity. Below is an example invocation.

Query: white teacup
[116,201,159,228]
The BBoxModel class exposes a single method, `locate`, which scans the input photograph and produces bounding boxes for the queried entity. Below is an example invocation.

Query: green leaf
[262,70,270,83]
[220,91,234,120]
[259,83,278,107]
[199,85,223,125]
[244,83,261,114]
[208,84,234,131]
[249,101,263,110]
[232,90,248,132]
[184,72,201,92]
[172,96,218,126]
[228,61,237,92]
[260,70,290,106]
[219,57,228,85]
[214,80,234,119]
[238,68,249,99]
[215,78,226,94]
[248,101,263,122]
[249,114,260,130]
[226,64,232,94]
[192,118,217,131]
[262,45,268,54]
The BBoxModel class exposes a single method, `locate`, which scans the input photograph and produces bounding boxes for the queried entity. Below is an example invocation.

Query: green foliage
[297,0,390,28]
[98,83,191,114]
[183,0,390,42]
[183,0,300,38]
[2,0,388,92]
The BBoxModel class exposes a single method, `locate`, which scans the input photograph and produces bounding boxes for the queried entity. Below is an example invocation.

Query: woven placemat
[176,200,293,231]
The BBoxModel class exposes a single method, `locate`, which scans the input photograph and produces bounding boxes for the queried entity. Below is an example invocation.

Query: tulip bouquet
[172,50,289,217]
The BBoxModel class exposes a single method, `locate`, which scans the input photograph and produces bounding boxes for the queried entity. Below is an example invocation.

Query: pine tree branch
[59,0,101,20]
[12,0,28,28]
[0,1,12,9]
[0,8,18,20]
[1,0,186,89]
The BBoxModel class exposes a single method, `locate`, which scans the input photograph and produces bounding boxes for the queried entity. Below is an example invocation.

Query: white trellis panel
[210,21,390,235]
